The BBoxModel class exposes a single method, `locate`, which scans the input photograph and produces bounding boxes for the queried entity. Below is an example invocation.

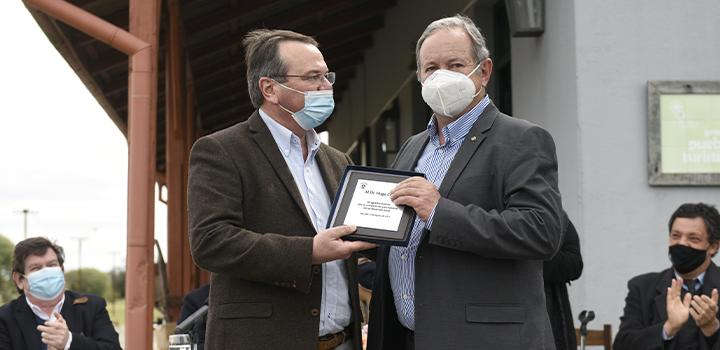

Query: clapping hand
[663,278,691,337]
[690,288,720,337]
[37,312,70,350]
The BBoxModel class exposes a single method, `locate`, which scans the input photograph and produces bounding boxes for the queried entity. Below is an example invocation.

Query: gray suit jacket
[367,102,563,350]
[188,112,362,350]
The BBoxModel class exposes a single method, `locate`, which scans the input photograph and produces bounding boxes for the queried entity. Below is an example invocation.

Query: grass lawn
[107,298,164,326]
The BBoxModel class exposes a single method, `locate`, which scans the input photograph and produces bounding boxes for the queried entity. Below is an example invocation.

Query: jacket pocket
[218,302,273,319]
[466,304,526,324]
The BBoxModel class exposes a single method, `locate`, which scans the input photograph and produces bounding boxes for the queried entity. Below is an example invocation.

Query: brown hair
[243,29,318,108]
[12,237,65,293]
[12,237,64,272]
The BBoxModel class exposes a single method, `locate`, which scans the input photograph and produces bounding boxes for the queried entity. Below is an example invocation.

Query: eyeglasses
[272,71,336,85]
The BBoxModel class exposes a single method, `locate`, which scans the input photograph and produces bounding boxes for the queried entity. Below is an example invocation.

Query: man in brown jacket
[188,29,374,350]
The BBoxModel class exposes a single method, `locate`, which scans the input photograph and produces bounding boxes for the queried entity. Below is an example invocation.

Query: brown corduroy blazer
[188,111,362,350]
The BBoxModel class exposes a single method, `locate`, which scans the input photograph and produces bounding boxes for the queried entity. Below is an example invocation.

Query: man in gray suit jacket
[188,29,374,350]
[366,15,563,350]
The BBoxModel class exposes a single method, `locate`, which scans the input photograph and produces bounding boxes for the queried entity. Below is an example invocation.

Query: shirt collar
[426,95,490,145]
[258,108,321,157]
[673,270,706,288]
[25,293,65,321]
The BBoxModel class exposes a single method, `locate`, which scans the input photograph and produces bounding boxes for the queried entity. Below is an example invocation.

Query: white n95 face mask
[421,64,481,118]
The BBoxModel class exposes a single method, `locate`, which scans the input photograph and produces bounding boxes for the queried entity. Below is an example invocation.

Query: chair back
[575,324,612,350]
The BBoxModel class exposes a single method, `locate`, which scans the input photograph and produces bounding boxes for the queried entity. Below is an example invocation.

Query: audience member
[615,203,720,349]
[0,237,121,350]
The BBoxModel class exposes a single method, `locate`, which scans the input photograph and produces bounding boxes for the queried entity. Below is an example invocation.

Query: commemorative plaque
[327,165,424,246]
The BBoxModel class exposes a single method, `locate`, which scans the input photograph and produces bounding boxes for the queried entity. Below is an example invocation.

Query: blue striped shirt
[389,95,490,330]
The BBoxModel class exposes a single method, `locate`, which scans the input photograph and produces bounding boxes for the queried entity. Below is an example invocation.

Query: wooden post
[165,0,190,321]
[127,0,161,348]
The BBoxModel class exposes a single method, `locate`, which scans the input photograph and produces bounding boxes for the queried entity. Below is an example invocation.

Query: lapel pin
[470,136,477,141]
[73,296,89,305]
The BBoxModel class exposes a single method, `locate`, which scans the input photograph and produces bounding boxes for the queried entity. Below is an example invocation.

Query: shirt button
[312,266,321,275]
[402,294,409,300]
[439,149,444,154]
[311,308,320,316]
[400,254,407,260]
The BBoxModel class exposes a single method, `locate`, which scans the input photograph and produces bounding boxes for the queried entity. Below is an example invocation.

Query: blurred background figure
[177,284,209,350]
[544,214,583,350]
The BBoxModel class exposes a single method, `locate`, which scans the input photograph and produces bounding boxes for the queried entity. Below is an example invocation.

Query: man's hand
[390,177,440,222]
[664,278,691,338]
[37,312,70,350]
[690,288,720,337]
[312,225,376,264]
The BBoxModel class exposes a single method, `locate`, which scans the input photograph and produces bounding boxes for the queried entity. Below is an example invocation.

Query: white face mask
[421,63,482,118]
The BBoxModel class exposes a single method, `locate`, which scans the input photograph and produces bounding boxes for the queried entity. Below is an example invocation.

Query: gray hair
[415,14,490,72]
[242,29,318,108]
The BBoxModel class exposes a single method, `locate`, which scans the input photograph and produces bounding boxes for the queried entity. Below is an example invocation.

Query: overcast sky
[0,1,168,272]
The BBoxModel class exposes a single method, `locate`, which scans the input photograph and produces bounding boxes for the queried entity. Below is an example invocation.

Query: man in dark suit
[615,203,720,350]
[188,29,374,350]
[366,14,564,350]
[0,237,121,350]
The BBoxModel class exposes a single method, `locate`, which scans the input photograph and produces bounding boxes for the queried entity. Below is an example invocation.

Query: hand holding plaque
[326,165,424,246]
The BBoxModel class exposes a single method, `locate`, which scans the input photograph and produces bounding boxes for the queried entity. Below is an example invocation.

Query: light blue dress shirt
[259,109,351,336]
[388,95,490,330]
[25,294,72,349]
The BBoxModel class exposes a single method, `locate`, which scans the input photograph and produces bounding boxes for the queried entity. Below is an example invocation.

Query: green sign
[660,94,720,173]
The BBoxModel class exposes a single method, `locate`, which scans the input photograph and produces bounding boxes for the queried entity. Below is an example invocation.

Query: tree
[65,268,110,298]
[0,234,17,303]
[108,267,125,301]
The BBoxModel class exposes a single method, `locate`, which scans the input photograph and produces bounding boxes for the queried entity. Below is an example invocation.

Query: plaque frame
[327,165,424,246]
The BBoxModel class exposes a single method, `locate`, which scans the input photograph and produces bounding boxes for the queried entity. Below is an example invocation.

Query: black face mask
[669,244,708,274]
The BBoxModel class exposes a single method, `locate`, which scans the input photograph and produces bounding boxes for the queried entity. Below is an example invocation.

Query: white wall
[514,0,720,335]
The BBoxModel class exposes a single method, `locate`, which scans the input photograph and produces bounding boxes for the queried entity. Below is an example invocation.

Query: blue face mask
[275,82,335,130]
[25,266,65,301]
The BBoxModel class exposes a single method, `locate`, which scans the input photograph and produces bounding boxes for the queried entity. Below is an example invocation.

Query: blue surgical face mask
[25,266,65,301]
[275,81,335,130]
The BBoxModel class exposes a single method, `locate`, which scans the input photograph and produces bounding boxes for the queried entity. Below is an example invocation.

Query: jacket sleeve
[543,215,583,284]
[613,278,666,350]
[188,135,315,293]
[428,125,563,260]
[68,298,121,350]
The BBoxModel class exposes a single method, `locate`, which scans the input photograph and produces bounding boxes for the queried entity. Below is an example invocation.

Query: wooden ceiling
[34,0,396,171]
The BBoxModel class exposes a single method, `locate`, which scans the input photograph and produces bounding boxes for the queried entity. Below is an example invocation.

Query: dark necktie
[684,279,698,294]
